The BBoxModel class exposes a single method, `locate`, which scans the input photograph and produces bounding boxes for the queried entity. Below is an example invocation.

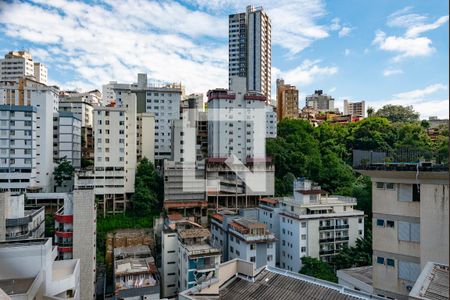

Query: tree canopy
[131,157,162,216]
[375,104,420,123]
[299,256,337,282]
[53,157,75,186]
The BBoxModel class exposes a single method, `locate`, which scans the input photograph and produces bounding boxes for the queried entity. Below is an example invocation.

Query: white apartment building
[0,105,37,192]
[0,238,80,299]
[59,92,95,128]
[0,79,59,192]
[33,62,48,85]
[104,74,182,161]
[344,100,366,117]
[211,213,276,268]
[75,92,137,214]
[266,104,276,138]
[53,112,82,169]
[161,217,221,298]
[0,192,45,241]
[1,51,34,82]
[258,178,364,271]
[306,90,335,112]
[229,6,271,98]
[357,164,449,300]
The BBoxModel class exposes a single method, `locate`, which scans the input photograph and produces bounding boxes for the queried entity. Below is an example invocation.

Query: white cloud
[372,30,434,61]
[393,83,447,99]
[383,68,403,76]
[276,59,338,87]
[0,0,228,93]
[338,26,352,37]
[373,7,448,61]
[373,84,449,119]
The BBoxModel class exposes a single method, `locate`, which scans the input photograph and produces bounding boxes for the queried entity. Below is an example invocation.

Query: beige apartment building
[358,165,449,300]
[276,79,299,121]
[344,100,366,117]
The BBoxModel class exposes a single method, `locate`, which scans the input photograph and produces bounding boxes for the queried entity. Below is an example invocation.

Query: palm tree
[367,106,375,117]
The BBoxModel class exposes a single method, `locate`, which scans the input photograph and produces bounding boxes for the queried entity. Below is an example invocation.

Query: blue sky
[0,0,448,118]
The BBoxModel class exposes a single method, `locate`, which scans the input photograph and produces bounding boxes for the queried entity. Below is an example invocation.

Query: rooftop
[115,257,156,276]
[181,262,385,300]
[114,245,152,258]
[0,238,49,249]
[0,277,35,295]
[409,262,449,300]
[179,228,210,239]
[337,266,373,286]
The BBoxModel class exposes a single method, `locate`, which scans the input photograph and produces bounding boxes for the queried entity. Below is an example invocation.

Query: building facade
[0,105,37,192]
[0,51,47,84]
[0,192,45,241]
[306,90,335,112]
[211,213,276,268]
[357,165,449,300]
[344,100,366,117]
[276,79,299,121]
[259,178,364,271]
[229,6,271,98]
[53,112,82,169]
[161,217,221,298]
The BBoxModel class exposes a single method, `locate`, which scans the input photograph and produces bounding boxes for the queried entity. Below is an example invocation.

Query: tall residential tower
[229,5,271,98]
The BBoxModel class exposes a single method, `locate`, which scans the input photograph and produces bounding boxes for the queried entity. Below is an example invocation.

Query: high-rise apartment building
[53,112,82,169]
[276,79,299,121]
[0,79,59,192]
[357,163,449,300]
[344,100,366,117]
[103,74,182,161]
[306,90,335,112]
[76,104,133,213]
[229,6,271,98]
[0,51,47,84]
[0,105,37,192]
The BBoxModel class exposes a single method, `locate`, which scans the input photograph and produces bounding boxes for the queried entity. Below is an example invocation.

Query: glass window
[386,258,395,267]
[377,257,385,264]
[386,220,395,228]
[376,219,385,227]
[376,182,384,189]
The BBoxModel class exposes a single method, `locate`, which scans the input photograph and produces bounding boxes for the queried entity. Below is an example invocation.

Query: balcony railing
[319,249,335,255]
[319,225,335,230]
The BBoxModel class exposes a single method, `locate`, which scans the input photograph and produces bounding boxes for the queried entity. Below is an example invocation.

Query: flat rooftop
[0,238,49,249]
[338,266,373,286]
[0,277,35,295]
[114,245,151,258]
[115,257,156,276]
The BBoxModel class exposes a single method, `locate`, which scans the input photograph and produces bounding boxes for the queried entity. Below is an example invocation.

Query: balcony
[335,224,349,229]
[48,259,80,298]
[55,231,73,238]
[58,245,73,253]
[319,249,335,255]
[55,207,73,224]
[319,225,335,231]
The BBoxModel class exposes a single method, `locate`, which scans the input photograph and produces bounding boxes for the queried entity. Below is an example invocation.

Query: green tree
[300,256,337,282]
[332,232,372,270]
[393,122,431,152]
[367,106,375,117]
[53,157,75,186]
[375,105,420,123]
[132,157,161,216]
[349,117,396,151]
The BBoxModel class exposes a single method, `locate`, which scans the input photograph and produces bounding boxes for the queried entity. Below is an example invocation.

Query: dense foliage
[332,232,373,269]
[53,157,75,186]
[299,256,338,282]
[375,104,420,123]
[131,157,163,216]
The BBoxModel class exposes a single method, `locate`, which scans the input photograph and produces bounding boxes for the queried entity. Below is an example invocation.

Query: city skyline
[0,0,448,119]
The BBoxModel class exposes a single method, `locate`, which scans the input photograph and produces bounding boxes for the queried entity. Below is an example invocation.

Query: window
[386,220,395,228]
[301,234,306,240]
[250,244,256,250]
[386,258,395,267]
[358,218,363,224]
[250,256,255,262]
[230,246,234,253]
[386,183,395,190]
[301,247,306,252]
[376,182,384,189]
[301,222,307,228]
[399,184,413,201]
[398,221,420,242]
[377,257,385,264]
[267,255,273,261]
[399,261,421,282]
[236,250,240,256]
[376,219,385,227]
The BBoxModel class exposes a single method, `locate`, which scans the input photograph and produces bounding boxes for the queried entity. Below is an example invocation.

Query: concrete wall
[420,184,449,267]
[72,189,96,300]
